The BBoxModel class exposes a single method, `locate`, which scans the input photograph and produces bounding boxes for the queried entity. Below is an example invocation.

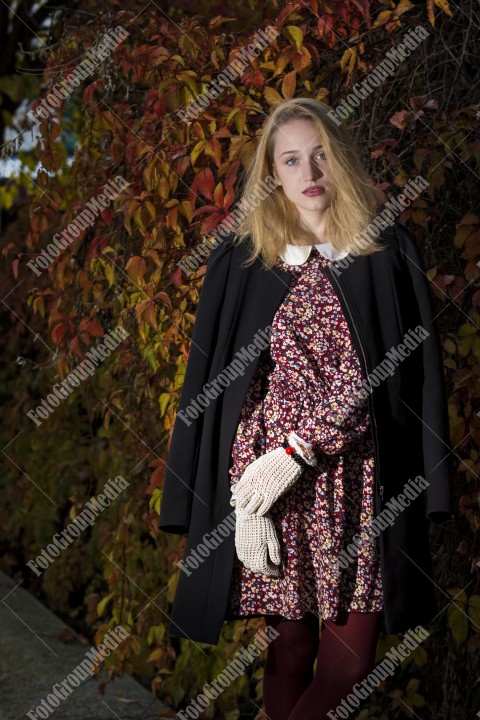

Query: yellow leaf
[264,87,283,107]
[144,201,156,220]
[133,207,146,232]
[157,175,170,200]
[373,10,394,28]
[105,263,115,287]
[273,52,292,77]
[340,48,356,75]
[315,87,329,102]
[233,109,246,135]
[32,295,45,317]
[434,0,453,16]
[191,140,206,167]
[284,25,303,52]
[180,200,193,222]
[149,488,162,514]
[147,648,164,662]
[395,0,415,16]
[159,393,171,417]
[96,593,113,618]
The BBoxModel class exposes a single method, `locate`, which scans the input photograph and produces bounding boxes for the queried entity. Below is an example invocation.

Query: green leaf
[159,392,171,417]
[105,262,115,287]
[149,488,162,514]
[96,592,113,618]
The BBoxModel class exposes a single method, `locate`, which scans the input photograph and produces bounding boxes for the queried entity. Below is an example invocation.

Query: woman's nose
[305,159,323,180]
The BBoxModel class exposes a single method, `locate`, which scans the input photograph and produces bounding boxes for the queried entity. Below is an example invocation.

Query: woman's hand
[234,507,282,576]
[230,446,302,516]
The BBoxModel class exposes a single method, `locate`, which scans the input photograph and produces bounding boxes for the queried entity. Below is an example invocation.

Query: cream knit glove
[230,446,303,516]
[234,507,282,577]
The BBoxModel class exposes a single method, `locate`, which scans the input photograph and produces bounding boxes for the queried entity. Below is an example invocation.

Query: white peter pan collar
[279,242,349,265]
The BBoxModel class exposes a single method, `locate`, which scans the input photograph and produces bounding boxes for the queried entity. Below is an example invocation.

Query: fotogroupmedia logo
[26,326,130,426]
[27,176,130,277]
[26,625,130,719]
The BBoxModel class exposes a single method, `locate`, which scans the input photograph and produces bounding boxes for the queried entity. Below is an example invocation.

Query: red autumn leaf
[155,291,173,310]
[143,301,158,329]
[200,212,224,235]
[224,159,239,209]
[146,466,165,494]
[49,121,61,142]
[69,336,83,357]
[79,319,104,337]
[191,204,220,218]
[170,266,183,286]
[194,167,215,201]
[244,69,266,88]
[88,234,109,259]
[154,97,166,118]
[52,322,67,344]
[389,110,419,129]
[100,207,115,226]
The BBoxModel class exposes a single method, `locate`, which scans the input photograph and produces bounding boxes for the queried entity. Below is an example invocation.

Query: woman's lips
[302,186,325,196]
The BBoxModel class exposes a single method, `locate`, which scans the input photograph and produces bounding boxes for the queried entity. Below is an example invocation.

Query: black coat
[158,221,454,646]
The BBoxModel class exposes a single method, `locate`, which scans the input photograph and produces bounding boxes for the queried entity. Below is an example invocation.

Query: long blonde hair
[230,98,385,268]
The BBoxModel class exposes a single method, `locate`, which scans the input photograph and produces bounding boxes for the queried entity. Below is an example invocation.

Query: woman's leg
[263,612,320,720]
[287,610,383,720]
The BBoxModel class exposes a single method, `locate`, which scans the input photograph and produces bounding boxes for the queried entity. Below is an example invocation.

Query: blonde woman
[159,98,453,720]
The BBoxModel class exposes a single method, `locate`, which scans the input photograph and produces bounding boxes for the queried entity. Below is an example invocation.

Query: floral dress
[226,245,384,622]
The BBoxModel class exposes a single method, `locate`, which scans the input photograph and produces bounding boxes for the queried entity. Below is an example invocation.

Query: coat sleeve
[158,235,234,535]
[395,222,454,525]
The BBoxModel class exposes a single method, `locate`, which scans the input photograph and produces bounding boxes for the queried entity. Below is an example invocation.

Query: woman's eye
[285,152,326,166]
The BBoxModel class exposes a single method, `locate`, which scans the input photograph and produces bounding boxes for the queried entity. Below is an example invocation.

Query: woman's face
[271,117,333,222]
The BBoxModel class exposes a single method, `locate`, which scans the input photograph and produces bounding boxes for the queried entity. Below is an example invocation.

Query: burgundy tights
[262,610,383,720]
